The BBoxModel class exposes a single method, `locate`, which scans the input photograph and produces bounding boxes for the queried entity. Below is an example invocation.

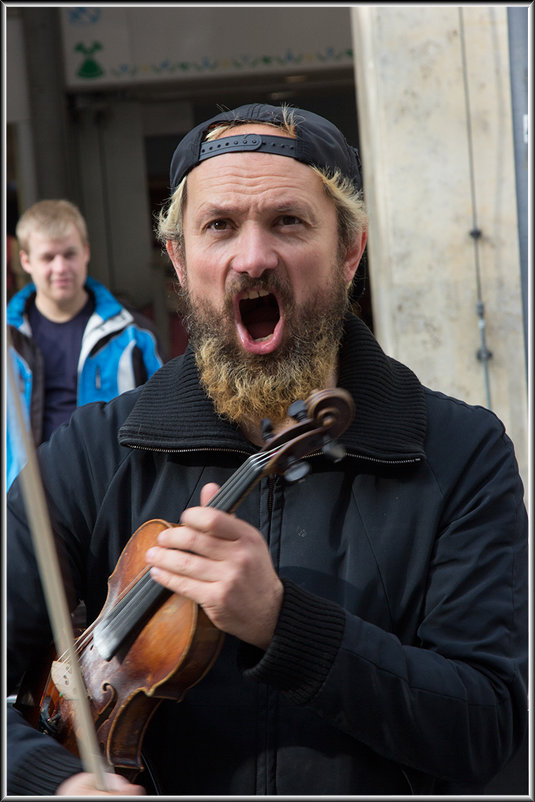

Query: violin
[15,388,354,783]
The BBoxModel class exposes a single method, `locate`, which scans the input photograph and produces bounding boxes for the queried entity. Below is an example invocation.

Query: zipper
[266,475,276,543]
[347,452,422,465]
[284,447,423,466]
[262,473,279,795]
[128,444,252,457]
[128,443,422,466]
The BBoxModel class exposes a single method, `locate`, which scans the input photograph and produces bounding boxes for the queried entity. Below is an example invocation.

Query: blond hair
[16,199,89,253]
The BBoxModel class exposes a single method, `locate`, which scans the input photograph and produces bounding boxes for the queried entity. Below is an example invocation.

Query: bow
[6,327,110,790]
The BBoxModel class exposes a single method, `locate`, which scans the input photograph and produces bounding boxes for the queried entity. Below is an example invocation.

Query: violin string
[59,624,94,662]
[205,448,277,511]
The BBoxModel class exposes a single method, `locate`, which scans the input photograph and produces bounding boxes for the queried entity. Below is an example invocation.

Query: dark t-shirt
[29,295,94,440]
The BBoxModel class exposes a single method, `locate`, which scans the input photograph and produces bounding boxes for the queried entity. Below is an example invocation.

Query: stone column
[20,7,74,200]
[351,6,527,491]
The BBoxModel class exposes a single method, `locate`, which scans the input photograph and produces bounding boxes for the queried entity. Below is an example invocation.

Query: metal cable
[458,8,493,409]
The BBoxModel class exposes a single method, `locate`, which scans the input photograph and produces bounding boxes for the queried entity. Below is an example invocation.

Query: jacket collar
[6,283,36,330]
[85,276,126,322]
[119,315,427,462]
[6,277,124,329]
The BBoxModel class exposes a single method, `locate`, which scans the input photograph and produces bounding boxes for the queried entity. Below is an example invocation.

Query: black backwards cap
[169,102,363,193]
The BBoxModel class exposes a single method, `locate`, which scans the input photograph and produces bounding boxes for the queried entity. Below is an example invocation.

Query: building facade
[6,4,529,495]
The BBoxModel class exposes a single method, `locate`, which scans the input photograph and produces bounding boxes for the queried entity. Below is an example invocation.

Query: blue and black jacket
[6,276,165,488]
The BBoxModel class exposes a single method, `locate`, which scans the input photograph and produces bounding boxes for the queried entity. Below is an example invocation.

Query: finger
[147,543,217,582]
[56,771,145,796]
[153,520,231,557]
[179,505,240,541]
[200,482,220,506]
[101,772,145,795]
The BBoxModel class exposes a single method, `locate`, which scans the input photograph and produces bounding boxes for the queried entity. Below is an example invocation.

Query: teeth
[242,289,270,300]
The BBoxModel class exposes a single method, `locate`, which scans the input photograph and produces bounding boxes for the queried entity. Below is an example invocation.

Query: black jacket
[6,315,528,795]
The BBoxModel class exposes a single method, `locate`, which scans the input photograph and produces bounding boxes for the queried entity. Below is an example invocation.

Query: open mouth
[239,289,281,342]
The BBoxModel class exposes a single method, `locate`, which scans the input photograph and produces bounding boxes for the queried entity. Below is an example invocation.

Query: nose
[230,224,279,278]
[51,255,69,272]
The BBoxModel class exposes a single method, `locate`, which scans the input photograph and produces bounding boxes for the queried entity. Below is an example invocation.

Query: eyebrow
[196,199,318,221]
[37,245,79,258]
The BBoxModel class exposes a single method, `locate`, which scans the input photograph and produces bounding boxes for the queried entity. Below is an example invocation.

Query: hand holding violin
[146,483,284,650]
[56,771,145,795]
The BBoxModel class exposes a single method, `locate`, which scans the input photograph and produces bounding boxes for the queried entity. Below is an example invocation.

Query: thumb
[200,482,220,507]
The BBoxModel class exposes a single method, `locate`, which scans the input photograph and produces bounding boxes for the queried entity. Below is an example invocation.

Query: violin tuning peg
[322,441,346,463]
[288,399,308,422]
[284,460,310,484]
[261,418,274,443]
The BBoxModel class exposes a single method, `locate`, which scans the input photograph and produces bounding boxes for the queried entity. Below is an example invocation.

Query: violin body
[16,519,224,780]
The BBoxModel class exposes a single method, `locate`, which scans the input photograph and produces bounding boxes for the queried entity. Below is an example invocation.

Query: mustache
[223,271,292,305]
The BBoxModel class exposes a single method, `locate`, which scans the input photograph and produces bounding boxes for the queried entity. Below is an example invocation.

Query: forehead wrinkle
[192,183,325,226]
[190,152,324,196]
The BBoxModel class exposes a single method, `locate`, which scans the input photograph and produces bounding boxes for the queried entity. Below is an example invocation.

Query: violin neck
[205,450,272,513]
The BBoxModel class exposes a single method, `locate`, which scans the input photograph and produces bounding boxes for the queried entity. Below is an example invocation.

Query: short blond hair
[16,199,89,253]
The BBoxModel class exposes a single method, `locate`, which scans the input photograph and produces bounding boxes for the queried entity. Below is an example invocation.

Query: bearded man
[6,104,527,797]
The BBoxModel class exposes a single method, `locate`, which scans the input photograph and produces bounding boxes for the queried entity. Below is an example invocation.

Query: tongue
[248,317,275,341]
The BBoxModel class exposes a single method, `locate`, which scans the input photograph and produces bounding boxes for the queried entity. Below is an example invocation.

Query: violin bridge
[50,659,83,701]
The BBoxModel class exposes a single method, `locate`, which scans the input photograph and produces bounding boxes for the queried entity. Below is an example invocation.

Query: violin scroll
[303,387,355,440]
[260,388,355,480]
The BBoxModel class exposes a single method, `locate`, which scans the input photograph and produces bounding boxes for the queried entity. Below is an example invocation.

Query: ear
[19,250,33,276]
[166,241,186,287]
[342,229,368,286]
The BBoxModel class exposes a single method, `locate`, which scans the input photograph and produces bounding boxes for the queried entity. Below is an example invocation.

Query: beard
[176,264,350,429]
